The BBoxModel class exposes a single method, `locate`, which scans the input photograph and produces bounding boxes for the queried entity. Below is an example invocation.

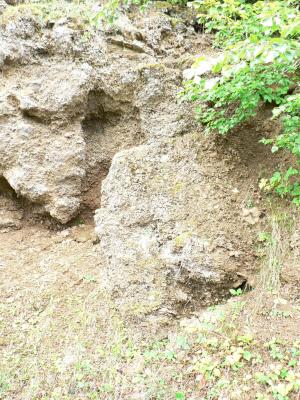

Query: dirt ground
[1,220,300,400]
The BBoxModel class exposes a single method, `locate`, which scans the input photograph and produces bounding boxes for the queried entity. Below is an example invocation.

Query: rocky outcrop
[0,63,91,222]
[0,6,199,222]
[95,133,257,315]
[1,5,261,313]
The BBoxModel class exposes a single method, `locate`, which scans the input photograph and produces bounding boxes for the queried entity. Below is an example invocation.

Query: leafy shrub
[182,0,300,205]
[260,93,300,205]
[192,0,299,47]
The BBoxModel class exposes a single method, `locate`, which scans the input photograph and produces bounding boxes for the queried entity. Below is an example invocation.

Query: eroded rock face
[0,7,199,222]
[0,63,91,222]
[95,133,256,315]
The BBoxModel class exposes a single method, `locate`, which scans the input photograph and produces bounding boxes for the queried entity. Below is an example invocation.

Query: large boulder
[0,62,92,223]
[0,119,85,223]
[95,133,257,316]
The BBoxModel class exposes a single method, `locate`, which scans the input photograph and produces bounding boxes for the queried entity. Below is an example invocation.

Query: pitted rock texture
[0,62,90,222]
[95,133,257,315]
[0,7,200,222]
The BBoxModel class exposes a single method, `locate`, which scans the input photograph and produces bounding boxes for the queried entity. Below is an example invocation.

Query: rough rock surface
[0,59,95,222]
[0,6,200,222]
[0,197,22,231]
[95,133,258,315]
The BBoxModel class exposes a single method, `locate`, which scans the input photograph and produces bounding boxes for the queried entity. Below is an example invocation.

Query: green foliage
[92,0,188,26]
[190,0,299,47]
[229,288,243,296]
[92,0,150,26]
[260,93,300,205]
[183,0,300,205]
[185,61,297,135]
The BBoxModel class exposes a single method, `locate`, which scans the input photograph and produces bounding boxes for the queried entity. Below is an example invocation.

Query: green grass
[1,287,300,399]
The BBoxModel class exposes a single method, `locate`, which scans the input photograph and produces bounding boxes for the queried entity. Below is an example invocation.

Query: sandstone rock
[0,14,41,68]
[0,61,93,222]
[0,55,194,222]
[111,14,142,41]
[95,134,256,315]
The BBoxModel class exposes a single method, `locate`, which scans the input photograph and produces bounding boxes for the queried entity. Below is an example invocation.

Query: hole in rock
[22,109,46,124]
[81,90,123,135]
[0,176,17,198]
[82,116,104,136]
[80,89,143,217]
[234,279,253,294]
[192,19,205,33]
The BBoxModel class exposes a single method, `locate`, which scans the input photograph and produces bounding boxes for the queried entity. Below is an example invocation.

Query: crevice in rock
[0,176,16,197]
[81,90,127,135]
[0,175,38,211]
[22,109,46,124]
[82,115,105,136]
[0,176,57,228]
[80,89,144,215]
[0,176,24,231]
[192,19,205,33]
[0,176,15,197]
